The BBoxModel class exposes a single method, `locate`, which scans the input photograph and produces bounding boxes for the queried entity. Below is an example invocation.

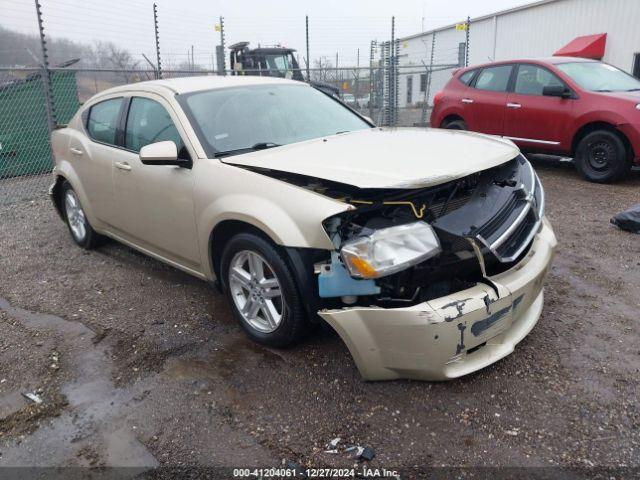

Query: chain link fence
[0,66,224,204]
[0,68,57,203]
[1,1,470,204]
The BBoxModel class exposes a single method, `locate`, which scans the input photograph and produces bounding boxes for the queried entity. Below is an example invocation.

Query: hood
[222,128,520,189]
[599,90,640,102]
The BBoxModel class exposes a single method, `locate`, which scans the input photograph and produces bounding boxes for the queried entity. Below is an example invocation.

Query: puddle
[0,297,158,468]
[165,335,284,381]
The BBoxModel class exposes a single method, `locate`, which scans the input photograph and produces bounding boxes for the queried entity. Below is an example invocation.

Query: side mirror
[543,85,572,99]
[139,141,190,167]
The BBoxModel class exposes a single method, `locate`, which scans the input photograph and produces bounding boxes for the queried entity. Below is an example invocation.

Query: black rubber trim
[283,246,327,323]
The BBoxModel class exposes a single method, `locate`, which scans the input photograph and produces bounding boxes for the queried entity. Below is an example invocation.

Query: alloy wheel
[228,250,285,334]
[64,190,87,242]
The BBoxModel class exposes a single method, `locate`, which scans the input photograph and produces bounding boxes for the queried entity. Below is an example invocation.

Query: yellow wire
[382,201,427,219]
[348,199,427,219]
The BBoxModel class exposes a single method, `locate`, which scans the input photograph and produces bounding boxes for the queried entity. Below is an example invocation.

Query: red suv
[431,57,640,182]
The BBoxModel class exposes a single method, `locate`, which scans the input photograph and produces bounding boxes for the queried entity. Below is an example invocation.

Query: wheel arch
[440,114,465,128]
[50,174,68,219]
[208,219,278,287]
[571,121,634,158]
[49,161,101,228]
[207,219,327,322]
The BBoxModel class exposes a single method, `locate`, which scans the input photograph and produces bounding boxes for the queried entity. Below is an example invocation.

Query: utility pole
[153,3,162,78]
[355,47,360,103]
[191,45,194,71]
[465,15,470,67]
[421,30,436,126]
[305,15,310,82]
[219,16,226,75]
[369,40,376,121]
[390,16,396,127]
[34,0,56,132]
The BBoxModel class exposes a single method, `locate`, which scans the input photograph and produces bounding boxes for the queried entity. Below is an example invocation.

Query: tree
[311,57,333,83]
[105,44,140,81]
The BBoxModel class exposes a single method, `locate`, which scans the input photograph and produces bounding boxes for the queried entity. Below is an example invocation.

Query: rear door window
[474,65,513,92]
[87,98,123,145]
[459,70,476,85]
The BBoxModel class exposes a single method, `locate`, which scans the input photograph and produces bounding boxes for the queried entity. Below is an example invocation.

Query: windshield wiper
[214,142,281,158]
[626,88,640,92]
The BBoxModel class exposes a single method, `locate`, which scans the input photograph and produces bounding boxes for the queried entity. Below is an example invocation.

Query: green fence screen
[0,70,79,178]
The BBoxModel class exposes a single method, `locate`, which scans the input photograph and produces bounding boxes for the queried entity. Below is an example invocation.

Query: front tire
[220,233,307,348]
[61,182,103,249]
[575,130,631,183]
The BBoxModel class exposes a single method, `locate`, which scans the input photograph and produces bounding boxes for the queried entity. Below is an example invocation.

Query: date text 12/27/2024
[233,467,400,478]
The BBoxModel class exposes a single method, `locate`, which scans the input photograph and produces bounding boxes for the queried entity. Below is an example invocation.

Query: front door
[503,64,575,151]
[112,95,201,270]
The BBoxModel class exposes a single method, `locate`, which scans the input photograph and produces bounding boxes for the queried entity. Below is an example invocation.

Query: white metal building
[398,0,640,107]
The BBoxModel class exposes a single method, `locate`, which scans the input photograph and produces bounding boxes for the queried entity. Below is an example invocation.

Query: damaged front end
[306,154,555,380]
[317,154,545,307]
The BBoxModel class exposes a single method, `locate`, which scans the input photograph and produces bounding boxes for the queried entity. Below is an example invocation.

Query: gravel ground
[0,159,639,477]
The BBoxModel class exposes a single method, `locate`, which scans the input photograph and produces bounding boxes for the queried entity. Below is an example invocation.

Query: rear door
[454,69,477,125]
[503,63,575,150]
[465,64,514,135]
[70,96,125,225]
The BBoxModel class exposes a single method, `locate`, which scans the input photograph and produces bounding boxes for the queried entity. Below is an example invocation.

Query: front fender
[571,110,631,136]
[194,162,352,279]
[200,194,309,247]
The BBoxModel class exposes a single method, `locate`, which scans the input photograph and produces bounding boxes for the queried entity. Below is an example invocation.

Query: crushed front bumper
[319,217,557,381]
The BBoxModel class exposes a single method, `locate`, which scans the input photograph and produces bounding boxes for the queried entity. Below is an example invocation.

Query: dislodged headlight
[340,221,441,279]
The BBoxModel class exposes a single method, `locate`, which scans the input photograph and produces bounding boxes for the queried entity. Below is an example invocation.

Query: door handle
[114,161,132,171]
[69,147,83,156]
[507,103,522,109]
[461,98,474,104]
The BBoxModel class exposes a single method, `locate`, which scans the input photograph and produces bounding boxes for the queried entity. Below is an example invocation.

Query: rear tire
[61,181,103,249]
[575,130,631,183]
[220,232,307,348]
[443,119,468,130]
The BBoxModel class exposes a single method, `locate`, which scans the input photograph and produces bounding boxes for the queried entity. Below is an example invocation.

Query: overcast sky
[2,0,533,68]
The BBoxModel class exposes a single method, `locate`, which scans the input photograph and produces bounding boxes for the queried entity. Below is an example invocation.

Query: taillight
[433,91,444,106]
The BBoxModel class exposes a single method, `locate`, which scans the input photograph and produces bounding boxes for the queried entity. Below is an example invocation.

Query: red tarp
[554,33,607,60]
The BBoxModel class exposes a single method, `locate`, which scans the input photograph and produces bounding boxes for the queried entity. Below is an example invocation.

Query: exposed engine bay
[236,154,544,311]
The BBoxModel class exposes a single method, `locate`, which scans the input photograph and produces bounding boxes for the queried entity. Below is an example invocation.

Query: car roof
[94,75,302,98]
[458,56,597,73]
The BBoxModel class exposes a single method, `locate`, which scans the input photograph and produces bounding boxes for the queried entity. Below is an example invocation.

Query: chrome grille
[475,160,544,263]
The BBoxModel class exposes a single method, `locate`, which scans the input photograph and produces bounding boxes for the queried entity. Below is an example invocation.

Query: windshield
[557,62,640,92]
[264,54,291,76]
[180,84,371,157]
